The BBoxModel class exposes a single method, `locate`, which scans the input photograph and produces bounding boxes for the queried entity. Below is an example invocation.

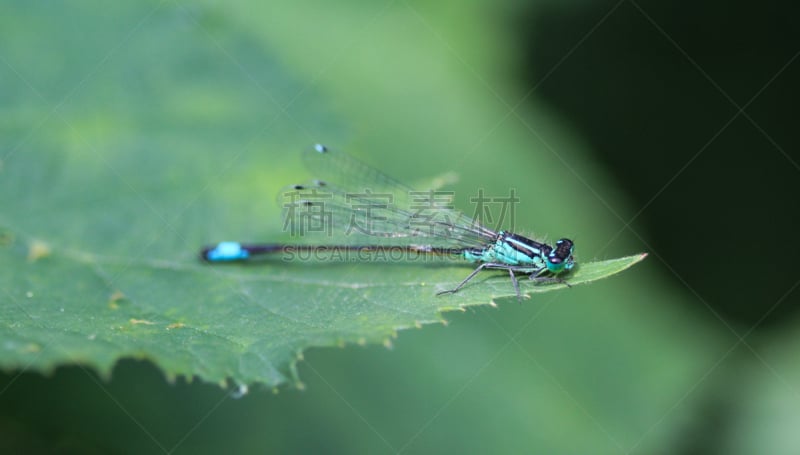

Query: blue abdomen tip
[205,242,249,261]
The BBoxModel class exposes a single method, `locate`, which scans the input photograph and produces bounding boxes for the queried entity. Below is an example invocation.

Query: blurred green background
[1,0,797,453]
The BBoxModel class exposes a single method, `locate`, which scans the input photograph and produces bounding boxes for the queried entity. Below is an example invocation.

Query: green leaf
[0,215,644,387]
[0,1,647,388]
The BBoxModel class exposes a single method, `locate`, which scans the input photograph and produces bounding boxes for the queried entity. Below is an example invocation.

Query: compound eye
[546,256,565,273]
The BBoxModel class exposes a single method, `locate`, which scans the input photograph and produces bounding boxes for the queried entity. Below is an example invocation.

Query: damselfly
[201,144,575,299]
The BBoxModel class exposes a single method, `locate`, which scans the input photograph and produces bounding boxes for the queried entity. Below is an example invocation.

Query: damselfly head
[545,238,575,273]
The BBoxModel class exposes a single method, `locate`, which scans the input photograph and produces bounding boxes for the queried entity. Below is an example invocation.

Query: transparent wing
[276,145,497,248]
[301,144,495,239]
